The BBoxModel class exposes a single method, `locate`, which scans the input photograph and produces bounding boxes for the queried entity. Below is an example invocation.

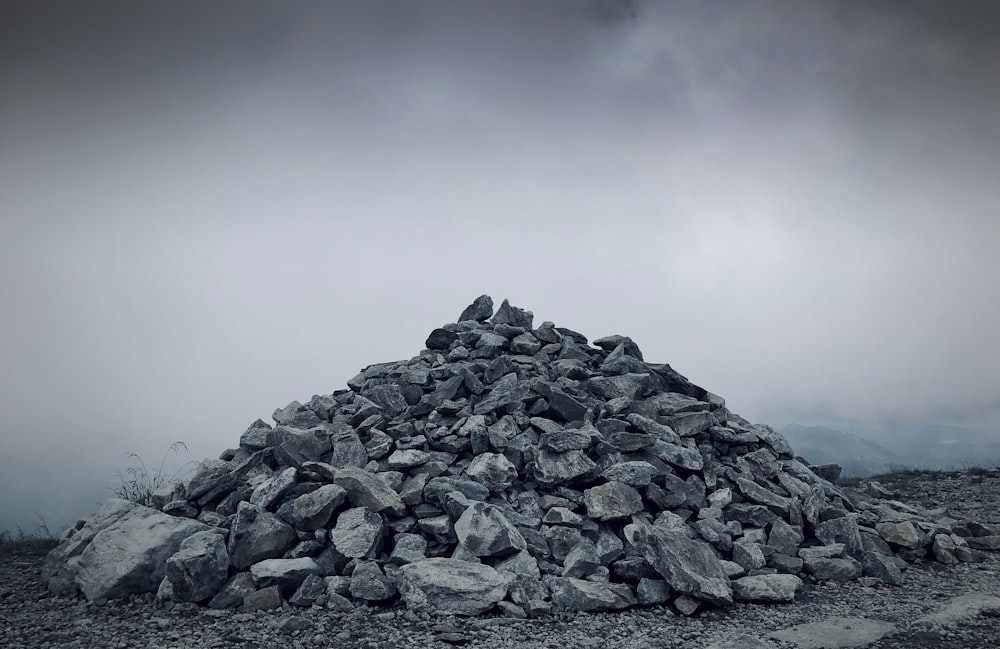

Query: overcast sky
[2,0,999,533]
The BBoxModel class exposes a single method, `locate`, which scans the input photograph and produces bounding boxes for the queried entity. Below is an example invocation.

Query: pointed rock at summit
[491,299,533,329]
[459,294,494,323]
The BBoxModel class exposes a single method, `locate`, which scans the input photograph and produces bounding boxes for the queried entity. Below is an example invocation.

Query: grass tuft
[0,515,61,556]
[112,441,194,506]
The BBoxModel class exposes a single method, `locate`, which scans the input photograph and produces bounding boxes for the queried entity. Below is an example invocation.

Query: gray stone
[228,501,297,570]
[349,560,397,601]
[386,448,431,469]
[491,299,533,329]
[561,538,601,578]
[250,557,320,593]
[628,524,733,606]
[732,541,767,571]
[543,507,585,526]
[397,558,509,615]
[637,578,672,605]
[914,592,1000,630]
[459,295,494,322]
[736,478,791,516]
[242,585,283,612]
[426,328,459,350]
[804,557,862,582]
[329,507,384,558]
[330,430,369,469]
[533,449,597,485]
[164,531,229,603]
[539,429,593,452]
[588,373,653,401]
[770,616,897,649]
[208,572,256,609]
[333,466,406,516]
[732,574,801,603]
[861,551,904,586]
[249,467,298,510]
[289,484,347,531]
[815,517,865,561]
[273,401,322,428]
[390,533,428,565]
[767,519,804,556]
[466,452,518,491]
[546,576,636,611]
[876,521,923,549]
[511,333,542,355]
[651,440,704,471]
[583,481,644,521]
[288,574,326,607]
[455,502,527,557]
[601,461,658,487]
[184,459,236,504]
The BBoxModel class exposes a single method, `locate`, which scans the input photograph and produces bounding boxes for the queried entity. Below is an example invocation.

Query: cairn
[42,296,998,617]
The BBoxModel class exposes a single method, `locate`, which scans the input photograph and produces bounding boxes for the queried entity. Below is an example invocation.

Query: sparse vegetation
[113,441,194,506]
[0,515,61,556]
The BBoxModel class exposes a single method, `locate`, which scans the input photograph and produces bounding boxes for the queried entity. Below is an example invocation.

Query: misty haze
[2,0,1000,537]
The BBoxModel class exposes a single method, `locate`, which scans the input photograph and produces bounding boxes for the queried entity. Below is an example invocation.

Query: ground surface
[3,469,999,649]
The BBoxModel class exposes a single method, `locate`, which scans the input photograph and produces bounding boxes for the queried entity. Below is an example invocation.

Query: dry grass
[0,516,60,556]
[112,441,194,506]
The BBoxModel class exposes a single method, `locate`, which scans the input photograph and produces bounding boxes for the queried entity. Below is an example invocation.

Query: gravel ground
[4,469,1000,649]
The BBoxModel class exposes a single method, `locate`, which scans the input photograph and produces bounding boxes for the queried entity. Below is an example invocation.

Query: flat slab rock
[769,616,898,649]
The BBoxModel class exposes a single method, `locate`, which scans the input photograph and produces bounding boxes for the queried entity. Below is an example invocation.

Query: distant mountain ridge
[779,422,1000,477]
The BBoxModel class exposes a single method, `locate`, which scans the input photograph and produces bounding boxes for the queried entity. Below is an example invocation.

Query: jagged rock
[242,585,283,612]
[163,531,229,603]
[288,574,327,607]
[862,551,905,585]
[250,558,320,594]
[561,538,601,578]
[492,298,533,329]
[43,499,213,602]
[249,467,298,510]
[628,524,733,606]
[349,560,396,601]
[332,466,406,516]
[459,295,494,322]
[389,533,428,565]
[533,449,597,485]
[583,481,644,521]
[228,501,297,570]
[426,328,459,350]
[876,521,924,549]
[208,572,256,609]
[289,484,347,530]
[455,502,527,557]
[329,507,384,558]
[397,558,509,615]
[466,452,517,491]
[814,517,866,561]
[637,578,672,605]
[546,576,636,611]
[803,556,862,581]
[732,574,801,603]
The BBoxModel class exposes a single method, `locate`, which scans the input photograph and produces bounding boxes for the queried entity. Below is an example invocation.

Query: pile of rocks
[42,296,998,618]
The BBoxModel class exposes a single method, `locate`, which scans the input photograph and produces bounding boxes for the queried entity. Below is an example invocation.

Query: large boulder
[628,524,733,606]
[455,502,527,557]
[546,576,636,611]
[397,558,509,615]
[228,501,297,570]
[43,499,212,601]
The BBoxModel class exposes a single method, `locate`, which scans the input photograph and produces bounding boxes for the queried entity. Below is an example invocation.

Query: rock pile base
[42,296,999,617]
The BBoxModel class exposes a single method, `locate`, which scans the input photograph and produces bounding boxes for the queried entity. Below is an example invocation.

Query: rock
[329,507,384,558]
[876,521,923,549]
[397,558,509,615]
[242,585,283,612]
[561,538,601,578]
[228,501,298,570]
[466,453,517,492]
[427,328,459,350]
[491,299,533,329]
[637,578,672,605]
[814,517,865,561]
[390,533,428,565]
[164,531,229,603]
[583,481,644,521]
[533,449,597,485]
[47,499,214,602]
[455,502,527,557]
[208,572,256,609]
[249,558,320,594]
[249,467,298,510]
[913,592,1000,630]
[628,524,733,606]
[333,466,406,516]
[861,551,904,586]
[601,461,658,487]
[732,574,802,603]
[459,295,494,322]
[769,616,897,649]
[387,449,432,469]
[288,574,327,607]
[289,484,347,531]
[803,557,862,582]
[349,560,396,601]
[546,576,636,611]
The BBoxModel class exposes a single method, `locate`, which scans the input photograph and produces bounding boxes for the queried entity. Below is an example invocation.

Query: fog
[2,1,999,533]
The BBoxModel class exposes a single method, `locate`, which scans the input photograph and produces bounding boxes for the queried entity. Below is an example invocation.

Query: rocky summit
[42,296,998,619]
